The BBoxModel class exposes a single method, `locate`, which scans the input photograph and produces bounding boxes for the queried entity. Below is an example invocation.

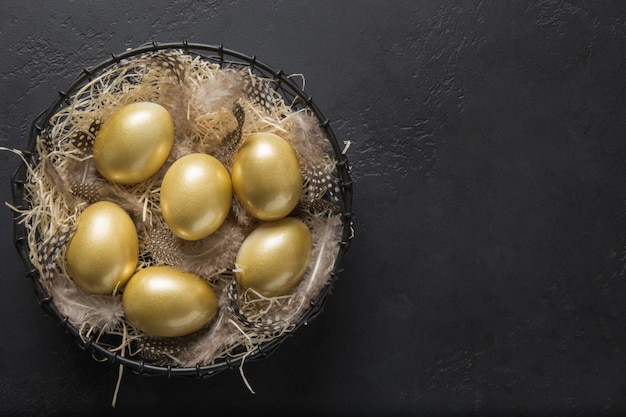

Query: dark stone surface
[1,0,626,415]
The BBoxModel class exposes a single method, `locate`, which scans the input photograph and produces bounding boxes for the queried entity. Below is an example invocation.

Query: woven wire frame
[10,41,354,378]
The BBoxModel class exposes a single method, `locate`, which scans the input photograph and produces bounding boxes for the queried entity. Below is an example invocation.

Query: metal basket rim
[11,41,353,378]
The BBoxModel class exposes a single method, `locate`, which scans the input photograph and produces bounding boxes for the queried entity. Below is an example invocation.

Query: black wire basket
[11,41,353,378]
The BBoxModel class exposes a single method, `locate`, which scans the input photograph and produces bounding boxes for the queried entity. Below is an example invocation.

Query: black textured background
[1,1,626,416]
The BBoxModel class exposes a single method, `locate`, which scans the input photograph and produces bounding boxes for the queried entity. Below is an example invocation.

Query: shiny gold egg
[122,265,218,337]
[93,102,175,185]
[160,153,232,240]
[231,132,302,221]
[65,201,139,295]
[235,217,313,297]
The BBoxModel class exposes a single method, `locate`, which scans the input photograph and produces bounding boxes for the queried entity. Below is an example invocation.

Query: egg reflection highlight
[232,132,302,221]
[122,265,218,337]
[160,153,232,240]
[235,217,313,297]
[93,102,175,185]
[65,201,139,295]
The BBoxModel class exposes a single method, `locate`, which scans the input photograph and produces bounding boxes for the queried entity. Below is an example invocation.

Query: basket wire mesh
[11,41,353,378]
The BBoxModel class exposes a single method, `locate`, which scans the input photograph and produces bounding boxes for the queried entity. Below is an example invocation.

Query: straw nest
[14,49,347,372]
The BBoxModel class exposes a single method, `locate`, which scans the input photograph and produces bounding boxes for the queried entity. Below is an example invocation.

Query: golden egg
[122,265,218,337]
[235,217,313,297]
[160,153,232,240]
[93,102,175,185]
[65,201,139,295]
[231,132,302,221]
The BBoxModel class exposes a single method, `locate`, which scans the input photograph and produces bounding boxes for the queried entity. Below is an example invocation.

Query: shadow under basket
[11,41,353,379]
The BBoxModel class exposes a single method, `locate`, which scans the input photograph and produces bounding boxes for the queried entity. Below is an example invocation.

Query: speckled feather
[37,225,72,281]
[225,279,288,336]
[214,102,245,165]
[70,118,101,154]
[301,160,341,203]
[243,74,279,114]
[150,53,187,85]
[40,129,55,154]
[69,182,102,204]
[291,197,338,216]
